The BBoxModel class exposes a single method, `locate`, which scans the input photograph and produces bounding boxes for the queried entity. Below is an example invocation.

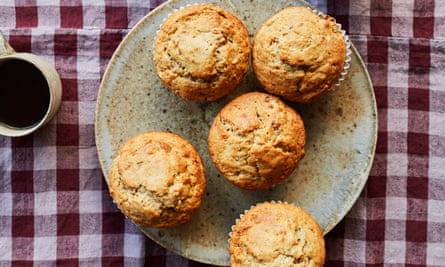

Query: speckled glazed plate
[95,0,377,265]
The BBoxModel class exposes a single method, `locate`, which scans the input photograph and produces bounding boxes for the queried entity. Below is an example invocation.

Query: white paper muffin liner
[309,7,352,89]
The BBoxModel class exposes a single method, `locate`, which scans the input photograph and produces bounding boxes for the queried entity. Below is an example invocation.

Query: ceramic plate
[95,0,377,265]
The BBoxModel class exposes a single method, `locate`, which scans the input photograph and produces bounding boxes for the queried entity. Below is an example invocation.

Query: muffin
[229,202,325,267]
[153,4,251,101]
[108,131,206,228]
[207,92,306,190]
[252,6,348,103]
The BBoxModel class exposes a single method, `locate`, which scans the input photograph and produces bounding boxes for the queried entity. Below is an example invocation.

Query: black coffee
[0,59,50,128]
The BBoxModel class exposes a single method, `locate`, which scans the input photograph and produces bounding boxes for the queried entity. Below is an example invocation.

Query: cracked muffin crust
[229,202,325,267]
[153,4,251,101]
[109,131,206,228]
[252,6,347,103]
[207,92,306,190]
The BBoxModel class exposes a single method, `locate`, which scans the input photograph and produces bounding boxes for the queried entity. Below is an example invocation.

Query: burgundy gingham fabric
[0,0,444,266]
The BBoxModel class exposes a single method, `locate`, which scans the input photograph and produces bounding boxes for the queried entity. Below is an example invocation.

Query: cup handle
[0,31,15,56]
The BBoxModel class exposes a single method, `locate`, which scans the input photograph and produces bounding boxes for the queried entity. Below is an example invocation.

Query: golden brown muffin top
[153,4,251,101]
[208,92,305,190]
[253,6,347,103]
[229,202,326,267]
[109,131,206,228]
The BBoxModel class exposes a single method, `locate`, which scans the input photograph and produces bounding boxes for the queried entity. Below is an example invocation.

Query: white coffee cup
[0,31,62,137]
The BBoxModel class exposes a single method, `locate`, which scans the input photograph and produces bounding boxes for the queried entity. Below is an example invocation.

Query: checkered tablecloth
[1,0,444,266]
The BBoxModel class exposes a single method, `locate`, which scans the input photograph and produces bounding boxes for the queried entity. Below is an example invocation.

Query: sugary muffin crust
[153,4,251,101]
[109,131,206,228]
[253,6,347,103]
[208,92,306,190]
[229,202,326,267]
